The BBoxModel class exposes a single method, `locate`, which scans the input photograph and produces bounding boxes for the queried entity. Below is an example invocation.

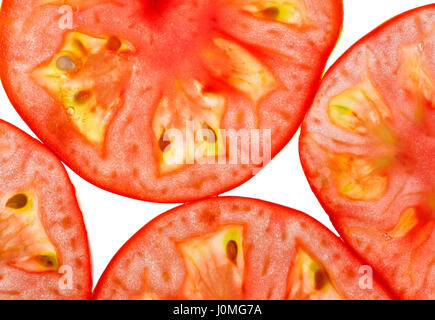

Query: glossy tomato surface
[300,5,435,299]
[0,0,342,202]
[0,120,91,299]
[94,197,392,300]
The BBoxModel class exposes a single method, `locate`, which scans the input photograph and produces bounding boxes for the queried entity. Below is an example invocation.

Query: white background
[0,0,433,287]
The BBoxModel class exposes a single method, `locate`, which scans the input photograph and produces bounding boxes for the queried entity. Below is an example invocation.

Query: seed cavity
[243,1,304,26]
[202,38,277,102]
[177,226,244,299]
[106,36,122,52]
[32,32,134,145]
[328,81,393,138]
[56,55,76,71]
[400,44,434,111]
[387,207,419,239]
[226,240,238,264]
[287,247,342,299]
[331,154,389,201]
[6,193,28,209]
[152,80,226,173]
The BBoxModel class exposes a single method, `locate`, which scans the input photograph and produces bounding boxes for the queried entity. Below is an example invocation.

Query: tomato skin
[299,5,435,300]
[0,0,343,203]
[0,120,92,300]
[93,197,392,300]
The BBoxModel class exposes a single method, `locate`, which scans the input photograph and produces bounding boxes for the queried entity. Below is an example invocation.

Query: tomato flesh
[300,5,435,299]
[0,120,91,299]
[0,0,343,202]
[93,197,392,300]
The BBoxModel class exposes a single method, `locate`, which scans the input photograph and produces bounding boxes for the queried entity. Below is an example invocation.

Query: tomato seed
[106,36,122,51]
[159,131,171,152]
[226,240,238,264]
[6,193,28,209]
[74,90,92,104]
[261,7,280,19]
[56,55,76,71]
[314,269,328,290]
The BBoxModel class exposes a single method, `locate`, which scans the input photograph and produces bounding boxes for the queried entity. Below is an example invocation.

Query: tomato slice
[299,5,435,299]
[93,197,391,300]
[0,0,343,202]
[0,120,91,299]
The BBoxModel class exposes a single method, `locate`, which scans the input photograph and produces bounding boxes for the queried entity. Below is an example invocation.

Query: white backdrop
[0,0,432,287]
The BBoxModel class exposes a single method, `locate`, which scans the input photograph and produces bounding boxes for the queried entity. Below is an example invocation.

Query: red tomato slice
[93,197,392,300]
[0,0,342,202]
[300,5,435,300]
[0,120,91,299]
